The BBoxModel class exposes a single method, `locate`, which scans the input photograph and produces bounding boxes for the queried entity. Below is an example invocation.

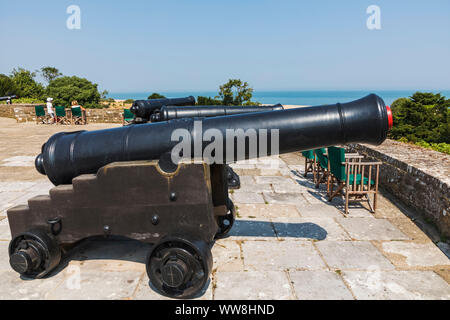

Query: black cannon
[7,94,392,299]
[150,104,285,189]
[0,95,17,103]
[151,104,284,122]
[130,96,196,123]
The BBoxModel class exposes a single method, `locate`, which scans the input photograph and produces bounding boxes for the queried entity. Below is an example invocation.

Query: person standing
[46,98,55,124]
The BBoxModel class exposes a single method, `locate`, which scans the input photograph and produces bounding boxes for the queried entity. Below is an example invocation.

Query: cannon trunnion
[7,160,234,299]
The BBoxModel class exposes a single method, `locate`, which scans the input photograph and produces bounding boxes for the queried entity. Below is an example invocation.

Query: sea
[107,90,450,106]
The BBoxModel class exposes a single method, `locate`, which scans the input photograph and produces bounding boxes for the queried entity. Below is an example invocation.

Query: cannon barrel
[0,95,17,101]
[151,104,284,122]
[35,94,393,186]
[130,96,196,120]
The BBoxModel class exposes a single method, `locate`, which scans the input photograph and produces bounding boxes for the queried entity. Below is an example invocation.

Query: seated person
[71,100,86,111]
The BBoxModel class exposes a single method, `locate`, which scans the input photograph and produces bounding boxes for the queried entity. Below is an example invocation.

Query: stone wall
[0,104,124,123]
[349,140,449,238]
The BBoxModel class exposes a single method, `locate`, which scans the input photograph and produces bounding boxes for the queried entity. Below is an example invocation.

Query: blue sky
[0,0,449,92]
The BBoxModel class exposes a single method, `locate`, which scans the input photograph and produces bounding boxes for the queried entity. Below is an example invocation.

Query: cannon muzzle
[37,94,392,186]
[151,104,284,122]
[0,95,17,101]
[130,96,196,121]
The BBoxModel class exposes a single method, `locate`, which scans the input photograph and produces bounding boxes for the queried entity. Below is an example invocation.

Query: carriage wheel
[9,228,61,279]
[146,237,212,299]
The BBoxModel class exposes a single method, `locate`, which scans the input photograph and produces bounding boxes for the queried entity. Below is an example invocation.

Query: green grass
[0,97,45,104]
[397,137,450,155]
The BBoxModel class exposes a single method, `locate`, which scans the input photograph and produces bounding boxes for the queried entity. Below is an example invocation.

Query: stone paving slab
[272,218,350,241]
[212,240,243,272]
[0,156,35,167]
[241,240,326,271]
[0,218,11,240]
[271,182,310,193]
[336,217,410,241]
[296,204,343,218]
[338,207,377,218]
[255,176,297,185]
[229,163,256,169]
[236,204,300,220]
[380,241,450,268]
[46,270,143,300]
[227,219,277,240]
[0,181,36,192]
[279,153,303,165]
[0,241,11,271]
[298,191,324,205]
[0,270,67,300]
[289,271,354,300]
[236,175,255,185]
[0,192,25,213]
[25,180,55,192]
[342,271,450,300]
[214,271,294,300]
[231,192,265,204]
[315,241,395,270]
[234,183,273,193]
[263,192,309,206]
[386,217,431,242]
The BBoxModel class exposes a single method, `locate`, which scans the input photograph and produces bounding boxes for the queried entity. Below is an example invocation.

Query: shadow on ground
[43,219,327,278]
[230,220,328,240]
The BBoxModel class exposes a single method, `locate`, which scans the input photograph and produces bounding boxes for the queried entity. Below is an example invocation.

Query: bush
[218,79,255,106]
[147,93,166,99]
[196,96,223,105]
[10,68,44,99]
[389,92,449,144]
[46,76,101,108]
[101,98,115,103]
[415,141,450,155]
[0,74,16,96]
[123,99,134,104]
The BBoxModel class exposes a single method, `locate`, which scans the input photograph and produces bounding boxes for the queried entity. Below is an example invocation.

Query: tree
[0,74,16,96]
[46,76,101,108]
[147,93,166,99]
[10,68,44,99]
[100,90,109,99]
[218,79,256,106]
[40,66,62,84]
[389,92,449,144]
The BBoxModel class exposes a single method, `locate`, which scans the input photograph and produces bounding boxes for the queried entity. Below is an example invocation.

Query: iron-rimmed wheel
[215,198,236,239]
[8,228,61,279]
[146,237,212,299]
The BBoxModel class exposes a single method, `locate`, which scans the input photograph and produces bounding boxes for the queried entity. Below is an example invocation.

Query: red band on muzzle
[386,105,393,130]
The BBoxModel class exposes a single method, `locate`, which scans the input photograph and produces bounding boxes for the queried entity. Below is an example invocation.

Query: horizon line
[107,89,450,93]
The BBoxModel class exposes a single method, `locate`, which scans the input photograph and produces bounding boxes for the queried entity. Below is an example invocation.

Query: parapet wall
[349,140,449,238]
[0,104,124,123]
